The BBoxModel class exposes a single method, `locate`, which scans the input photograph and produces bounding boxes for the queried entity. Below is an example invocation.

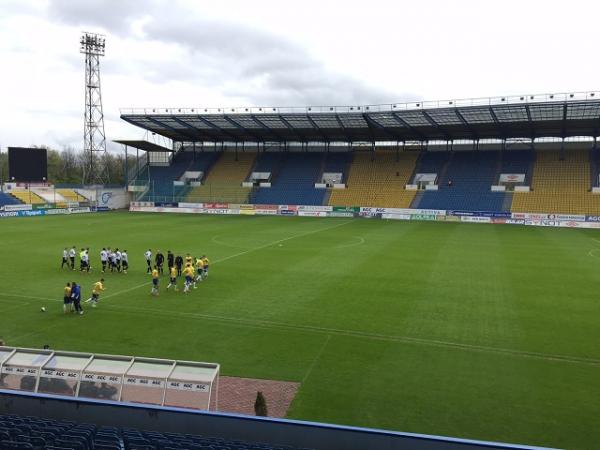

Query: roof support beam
[363,114,404,141]
[305,115,330,142]
[524,104,536,140]
[487,107,506,140]
[223,116,262,142]
[390,113,427,141]
[421,111,452,141]
[145,116,200,142]
[562,103,568,138]
[188,116,240,142]
[454,109,478,141]
[250,115,287,142]
[278,116,306,142]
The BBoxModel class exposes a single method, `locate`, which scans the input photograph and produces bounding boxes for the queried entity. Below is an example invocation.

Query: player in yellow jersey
[195,257,204,283]
[201,255,209,278]
[167,266,179,291]
[151,266,160,296]
[185,253,193,267]
[63,282,72,314]
[86,278,105,307]
[183,264,194,293]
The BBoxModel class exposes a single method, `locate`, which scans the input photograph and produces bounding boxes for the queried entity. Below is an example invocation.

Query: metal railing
[120,90,600,116]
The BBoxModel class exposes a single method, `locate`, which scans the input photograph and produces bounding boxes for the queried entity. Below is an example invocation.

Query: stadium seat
[328,149,419,208]
[251,152,326,205]
[7,189,46,205]
[0,414,315,450]
[186,151,257,203]
[413,150,507,211]
[0,191,23,207]
[141,151,219,202]
[54,189,88,203]
[511,149,600,214]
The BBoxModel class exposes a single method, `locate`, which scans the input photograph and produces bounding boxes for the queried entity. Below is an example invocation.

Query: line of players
[61,246,129,274]
[145,250,210,296]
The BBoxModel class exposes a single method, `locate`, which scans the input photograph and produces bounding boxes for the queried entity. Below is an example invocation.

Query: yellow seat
[9,190,46,204]
[186,152,256,203]
[55,189,88,202]
[328,150,419,208]
[511,149,600,215]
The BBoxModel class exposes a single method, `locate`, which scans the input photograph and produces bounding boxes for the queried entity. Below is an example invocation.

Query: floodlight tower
[80,32,108,184]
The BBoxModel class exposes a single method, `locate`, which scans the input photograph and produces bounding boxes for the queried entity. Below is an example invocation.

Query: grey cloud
[46,0,146,34]
[45,0,418,107]
[140,17,416,107]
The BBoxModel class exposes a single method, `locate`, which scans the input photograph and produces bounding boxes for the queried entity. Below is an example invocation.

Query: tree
[254,391,268,416]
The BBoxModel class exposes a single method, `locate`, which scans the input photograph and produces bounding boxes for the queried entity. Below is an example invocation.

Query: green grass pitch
[0,211,598,449]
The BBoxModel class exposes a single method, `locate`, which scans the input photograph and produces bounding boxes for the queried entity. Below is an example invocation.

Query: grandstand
[119,92,600,215]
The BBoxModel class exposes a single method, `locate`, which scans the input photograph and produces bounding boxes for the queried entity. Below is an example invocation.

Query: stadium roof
[120,91,600,143]
[113,139,174,152]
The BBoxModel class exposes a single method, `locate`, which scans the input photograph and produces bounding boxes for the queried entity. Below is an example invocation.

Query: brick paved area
[211,376,300,418]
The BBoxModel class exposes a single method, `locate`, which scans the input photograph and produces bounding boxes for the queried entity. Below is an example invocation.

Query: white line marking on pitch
[1,291,598,366]
[588,249,600,259]
[93,219,356,301]
[335,236,365,249]
[302,334,332,383]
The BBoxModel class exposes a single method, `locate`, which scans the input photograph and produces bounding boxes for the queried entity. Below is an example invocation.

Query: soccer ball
[40,307,46,312]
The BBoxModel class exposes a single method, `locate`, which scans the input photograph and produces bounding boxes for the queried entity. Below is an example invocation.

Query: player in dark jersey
[175,255,183,276]
[167,250,174,272]
[155,250,165,274]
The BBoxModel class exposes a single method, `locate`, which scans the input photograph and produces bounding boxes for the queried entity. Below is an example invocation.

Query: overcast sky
[1,0,598,151]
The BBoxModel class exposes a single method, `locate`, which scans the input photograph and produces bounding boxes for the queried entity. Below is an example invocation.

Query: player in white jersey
[61,248,69,269]
[115,249,122,272]
[68,246,77,270]
[81,251,90,273]
[109,250,117,272]
[145,249,152,273]
[121,250,129,273]
[100,248,108,273]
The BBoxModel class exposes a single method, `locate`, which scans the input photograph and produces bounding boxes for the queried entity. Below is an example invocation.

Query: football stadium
[1,5,600,450]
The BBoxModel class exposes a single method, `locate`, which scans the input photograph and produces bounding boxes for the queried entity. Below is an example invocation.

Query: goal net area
[0,347,219,411]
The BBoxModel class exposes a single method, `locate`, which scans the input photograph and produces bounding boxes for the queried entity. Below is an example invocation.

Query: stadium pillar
[124,145,128,187]
[235,142,238,161]
[475,139,480,151]
[593,136,597,151]
[560,138,565,161]
[371,142,375,161]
